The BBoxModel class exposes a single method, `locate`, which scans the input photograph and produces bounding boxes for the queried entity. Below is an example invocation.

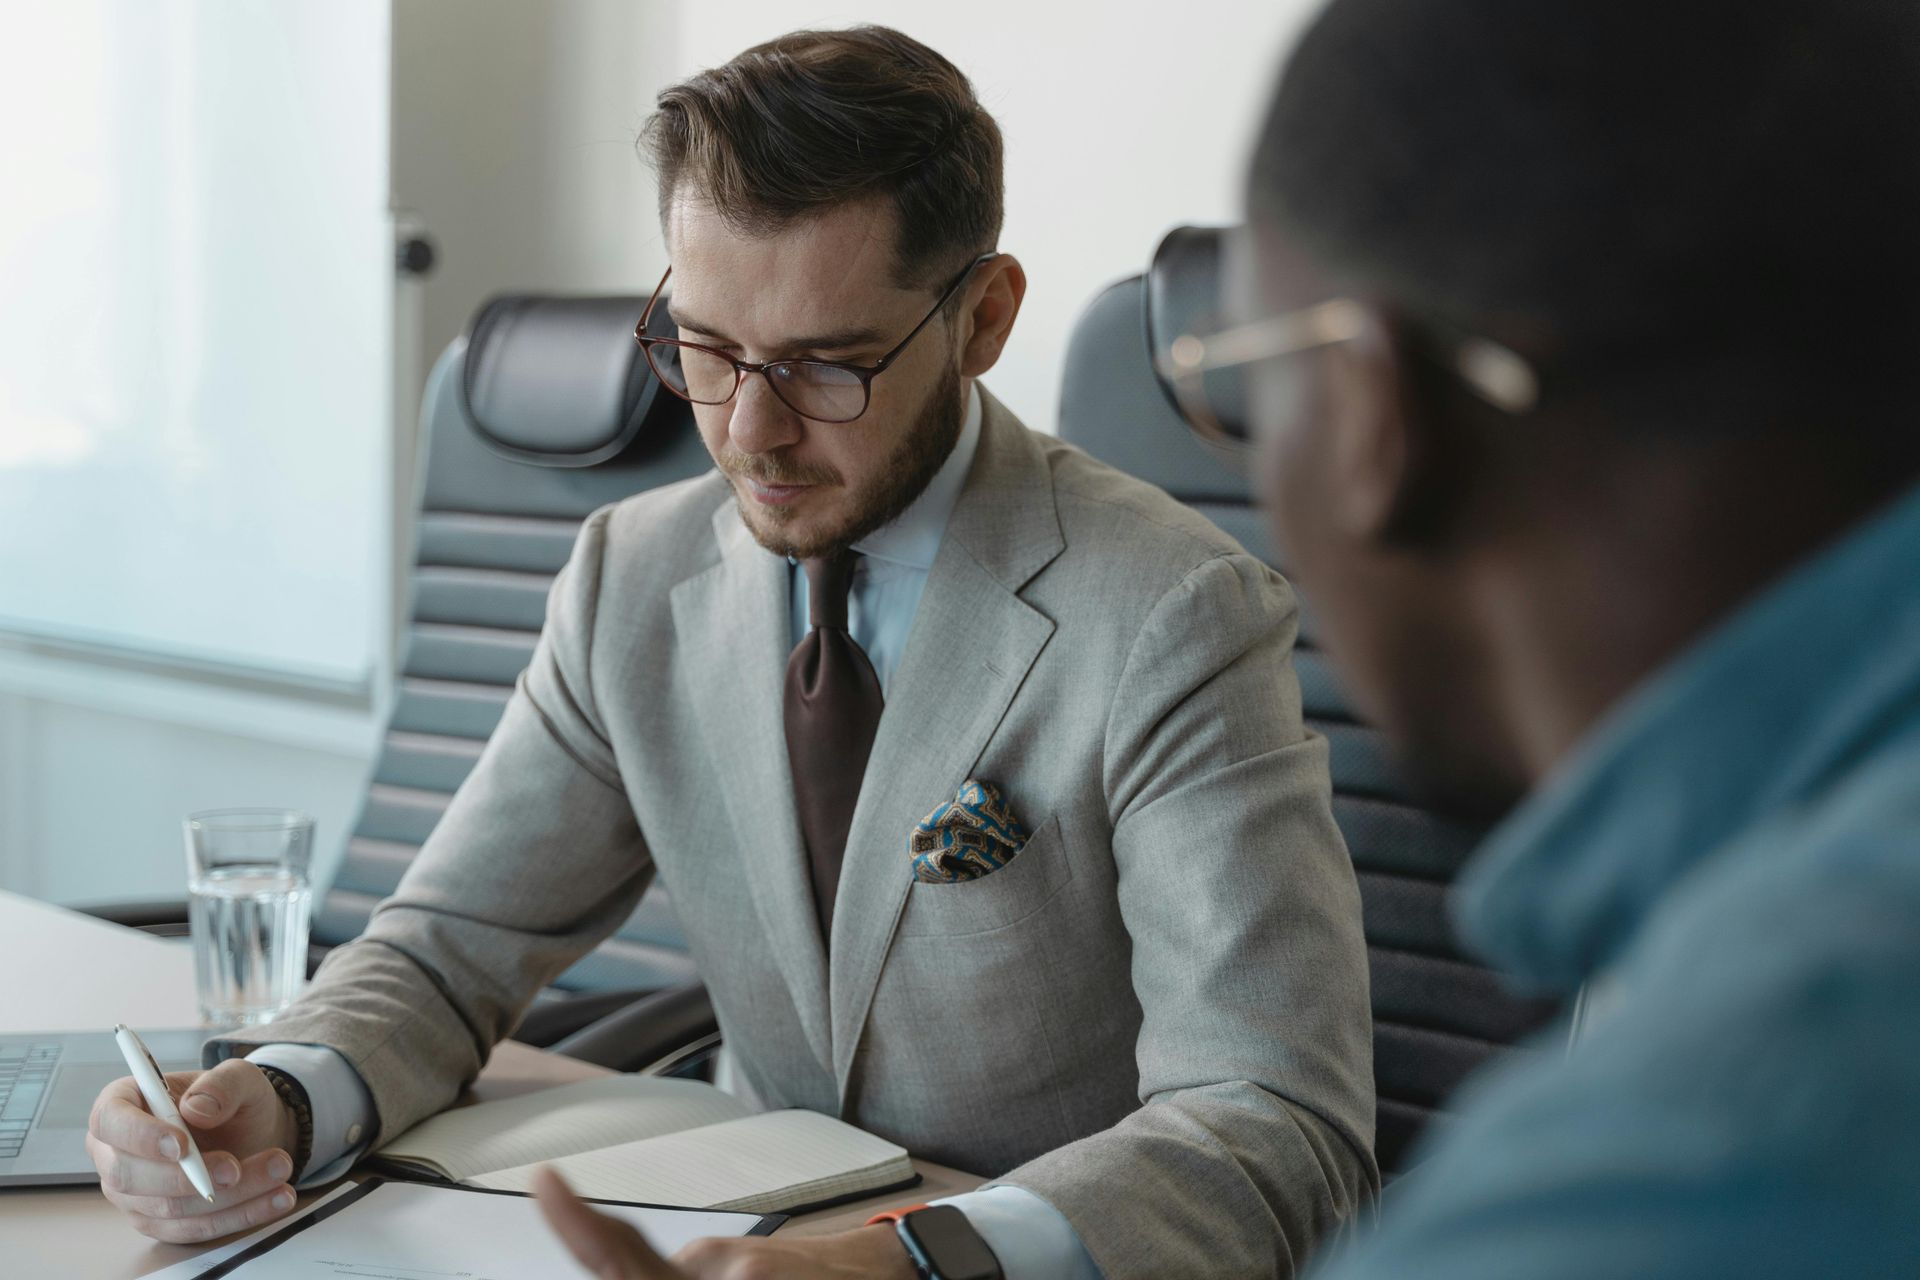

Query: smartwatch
[867,1203,1003,1280]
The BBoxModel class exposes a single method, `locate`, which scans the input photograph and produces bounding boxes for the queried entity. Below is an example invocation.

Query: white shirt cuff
[933,1185,1104,1280]
[245,1043,377,1189]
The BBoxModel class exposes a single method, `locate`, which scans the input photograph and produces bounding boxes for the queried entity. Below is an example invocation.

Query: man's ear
[959,255,1026,377]
[1321,305,1454,550]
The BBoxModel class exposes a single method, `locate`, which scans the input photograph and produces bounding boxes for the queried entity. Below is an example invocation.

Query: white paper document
[165,1178,773,1278]
[137,1184,360,1279]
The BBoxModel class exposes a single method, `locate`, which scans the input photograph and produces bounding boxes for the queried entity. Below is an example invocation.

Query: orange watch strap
[865,1202,933,1227]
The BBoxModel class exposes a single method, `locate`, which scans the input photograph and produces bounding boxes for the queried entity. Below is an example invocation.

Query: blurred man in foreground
[1164,0,1918,1274]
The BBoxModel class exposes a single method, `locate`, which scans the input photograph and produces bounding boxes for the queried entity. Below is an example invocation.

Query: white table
[0,888,203,1030]
[0,889,977,1277]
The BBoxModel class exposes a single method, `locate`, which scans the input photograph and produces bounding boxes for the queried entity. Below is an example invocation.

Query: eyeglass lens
[644,339,871,424]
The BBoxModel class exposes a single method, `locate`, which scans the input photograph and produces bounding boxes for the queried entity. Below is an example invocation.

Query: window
[0,2,390,688]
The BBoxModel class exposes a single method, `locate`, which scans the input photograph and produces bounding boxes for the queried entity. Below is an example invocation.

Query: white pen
[112,1023,216,1203]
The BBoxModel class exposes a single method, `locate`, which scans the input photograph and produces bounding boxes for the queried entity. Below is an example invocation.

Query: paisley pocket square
[909,779,1030,884]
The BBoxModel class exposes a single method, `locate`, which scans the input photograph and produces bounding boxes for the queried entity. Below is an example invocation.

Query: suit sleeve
[205,505,655,1145]
[993,551,1379,1279]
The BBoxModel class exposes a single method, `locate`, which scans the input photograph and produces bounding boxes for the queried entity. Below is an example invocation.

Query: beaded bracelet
[256,1063,315,1183]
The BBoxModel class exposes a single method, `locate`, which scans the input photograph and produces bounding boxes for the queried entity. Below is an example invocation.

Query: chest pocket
[897,814,1074,938]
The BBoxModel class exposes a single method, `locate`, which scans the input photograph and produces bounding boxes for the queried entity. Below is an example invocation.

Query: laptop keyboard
[0,1042,61,1157]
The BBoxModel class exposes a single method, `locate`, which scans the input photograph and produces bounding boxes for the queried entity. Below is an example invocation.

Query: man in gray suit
[86,26,1374,1277]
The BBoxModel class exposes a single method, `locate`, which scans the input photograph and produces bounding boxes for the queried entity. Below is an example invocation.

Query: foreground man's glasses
[635,253,998,425]
[1161,300,1540,451]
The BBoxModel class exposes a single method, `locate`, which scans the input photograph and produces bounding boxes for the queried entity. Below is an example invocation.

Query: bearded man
[88,25,1375,1280]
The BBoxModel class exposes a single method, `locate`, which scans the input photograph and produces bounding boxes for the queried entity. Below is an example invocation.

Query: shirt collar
[1456,480,1920,992]
[850,382,983,572]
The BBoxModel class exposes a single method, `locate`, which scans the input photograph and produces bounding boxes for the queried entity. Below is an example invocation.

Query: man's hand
[531,1166,919,1280]
[87,1058,301,1244]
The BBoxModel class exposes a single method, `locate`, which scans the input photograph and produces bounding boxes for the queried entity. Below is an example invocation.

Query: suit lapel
[828,389,1066,1097]
[670,499,832,1069]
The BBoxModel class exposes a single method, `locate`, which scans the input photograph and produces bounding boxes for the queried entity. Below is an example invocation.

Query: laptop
[0,1028,215,1186]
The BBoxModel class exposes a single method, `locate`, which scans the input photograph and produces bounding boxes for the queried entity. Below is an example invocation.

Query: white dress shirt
[252,384,1101,1279]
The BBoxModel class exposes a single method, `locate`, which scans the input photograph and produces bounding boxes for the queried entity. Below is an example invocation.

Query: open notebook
[371,1076,919,1215]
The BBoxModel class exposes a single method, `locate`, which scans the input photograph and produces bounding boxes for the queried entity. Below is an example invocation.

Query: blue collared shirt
[1312,481,1920,1278]
[254,384,1101,1279]
[786,378,983,690]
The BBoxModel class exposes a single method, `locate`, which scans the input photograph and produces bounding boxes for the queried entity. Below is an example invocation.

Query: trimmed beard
[725,358,965,561]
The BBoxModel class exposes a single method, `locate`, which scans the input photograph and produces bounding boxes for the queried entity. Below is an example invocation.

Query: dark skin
[1242,221,1920,807]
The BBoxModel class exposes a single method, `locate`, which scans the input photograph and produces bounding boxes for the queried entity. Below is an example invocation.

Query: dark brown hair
[641,25,1004,287]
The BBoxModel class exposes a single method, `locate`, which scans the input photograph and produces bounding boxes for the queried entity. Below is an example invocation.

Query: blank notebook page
[375,1075,750,1182]
[469,1108,913,1212]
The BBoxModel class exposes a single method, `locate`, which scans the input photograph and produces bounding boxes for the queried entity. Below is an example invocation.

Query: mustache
[717,446,841,488]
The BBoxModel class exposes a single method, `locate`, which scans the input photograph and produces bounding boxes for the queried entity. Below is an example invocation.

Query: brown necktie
[783,552,885,937]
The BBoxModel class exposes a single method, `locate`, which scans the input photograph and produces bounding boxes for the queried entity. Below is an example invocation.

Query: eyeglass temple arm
[638,265,672,333]
[1163,299,1539,415]
[1163,300,1367,375]
[870,251,1001,374]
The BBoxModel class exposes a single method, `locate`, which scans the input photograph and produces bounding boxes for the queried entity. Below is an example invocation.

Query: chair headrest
[460,294,680,468]
[1145,224,1248,441]
[1057,224,1249,503]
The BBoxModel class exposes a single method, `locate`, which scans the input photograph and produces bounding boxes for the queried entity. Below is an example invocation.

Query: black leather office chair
[1057,227,1557,1177]
[91,294,722,1073]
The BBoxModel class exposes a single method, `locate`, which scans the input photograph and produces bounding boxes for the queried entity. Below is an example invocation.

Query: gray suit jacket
[214,390,1377,1277]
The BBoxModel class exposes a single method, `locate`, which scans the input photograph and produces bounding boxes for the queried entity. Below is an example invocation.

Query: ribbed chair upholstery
[316,294,719,1045]
[1056,229,1557,1176]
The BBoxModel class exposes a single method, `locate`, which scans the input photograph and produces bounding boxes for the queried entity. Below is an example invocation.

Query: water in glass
[189,865,312,1025]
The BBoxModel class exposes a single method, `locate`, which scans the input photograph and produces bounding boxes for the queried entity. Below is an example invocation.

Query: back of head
[642,25,1003,288]
[1250,0,1920,446]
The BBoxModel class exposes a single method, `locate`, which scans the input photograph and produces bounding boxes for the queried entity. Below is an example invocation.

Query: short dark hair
[642,25,1003,287]
[1249,0,1920,433]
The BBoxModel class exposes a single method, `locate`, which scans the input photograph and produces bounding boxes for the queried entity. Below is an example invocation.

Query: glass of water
[184,809,314,1026]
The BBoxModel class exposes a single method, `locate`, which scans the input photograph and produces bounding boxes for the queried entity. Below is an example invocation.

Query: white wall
[0,676,369,906]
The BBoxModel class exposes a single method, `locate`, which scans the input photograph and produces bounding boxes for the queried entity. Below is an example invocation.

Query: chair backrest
[315,294,714,996]
[1057,228,1556,1176]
